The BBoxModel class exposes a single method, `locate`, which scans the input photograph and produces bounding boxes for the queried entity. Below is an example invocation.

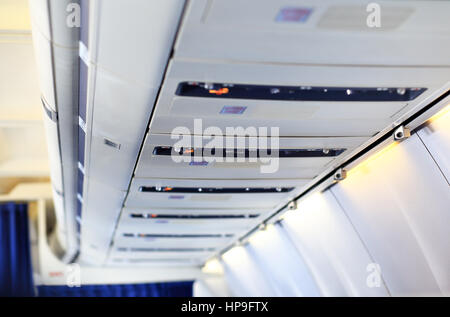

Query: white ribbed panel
[220,109,449,296]
[331,131,450,296]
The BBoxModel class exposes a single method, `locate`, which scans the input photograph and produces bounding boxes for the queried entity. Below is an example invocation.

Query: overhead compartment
[84,70,160,191]
[149,60,450,137]
[77,0,186,265]
[149,0,450,138]
[176,0,450,67]
[125,178,306,209]
[82,0,186,191]
[135,133,367,179]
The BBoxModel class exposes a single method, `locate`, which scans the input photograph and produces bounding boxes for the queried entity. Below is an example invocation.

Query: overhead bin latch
[393,125,411,141]
[287,201,297,210]
[333,168,347,182]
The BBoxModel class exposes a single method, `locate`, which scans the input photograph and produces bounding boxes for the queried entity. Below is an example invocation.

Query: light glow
[346,142,398,178]
[426,104,450,124]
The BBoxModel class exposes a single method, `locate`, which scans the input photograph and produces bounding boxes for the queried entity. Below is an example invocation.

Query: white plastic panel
[221,246,276,296]
[109,250,212,262]
[93,0,185,88]
[29,0,81,261]
[331,134,450,296]
[106,257,204,268]
[51,40,79,176]
[121,206,273,217]
[87,0,185,189]
[125,178,306,209]
[177,0,450,66]
[81,0,184,211]
[29,0,79,48]
[87,68,159,190]
[417,107,450,183]
[135,134,367,179]
[42,101,63,193]
[29,0,80,111]
[245,224,322,297]
[51,41,80,261]
[52,188,67,250]
[79,0,186,265]
[79,177,127,265]
[113,233,235,250]
[117,207,268,233]
[281,191,389,297]
[150,60,450,137]
[115,220,253,236]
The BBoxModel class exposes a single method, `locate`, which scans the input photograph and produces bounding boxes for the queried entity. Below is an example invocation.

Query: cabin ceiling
[25,0,450,267]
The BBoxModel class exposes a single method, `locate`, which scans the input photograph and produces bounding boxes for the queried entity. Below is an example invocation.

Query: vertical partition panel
[246,224,321,296]
[221,246,276,297]
[331,132,450,296]
[281,192,389,296]
[417,107,450,183]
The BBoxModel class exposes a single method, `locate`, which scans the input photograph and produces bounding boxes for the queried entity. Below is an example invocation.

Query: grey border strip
[41,96,58,122]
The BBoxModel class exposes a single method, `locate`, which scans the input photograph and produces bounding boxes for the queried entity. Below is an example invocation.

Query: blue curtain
[0,203,35,296]
[37,281,193,297]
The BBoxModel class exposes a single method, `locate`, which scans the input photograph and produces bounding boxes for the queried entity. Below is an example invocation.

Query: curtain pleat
[37,281,193,297]
[0,203,34,297]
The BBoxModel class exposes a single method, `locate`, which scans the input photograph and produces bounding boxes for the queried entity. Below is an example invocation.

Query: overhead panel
[175,0,450,66]
[135,134,369,179]
[125,178,305,209]
[117,207,267,234]
[149,60,449,137]
[101,0,450,266]
[78,0,186,265]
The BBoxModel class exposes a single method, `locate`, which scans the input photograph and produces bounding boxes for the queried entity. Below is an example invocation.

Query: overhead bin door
[176,0,450,67]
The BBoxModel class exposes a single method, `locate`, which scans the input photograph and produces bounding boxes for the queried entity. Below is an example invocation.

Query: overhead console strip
[176,82,426,102]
